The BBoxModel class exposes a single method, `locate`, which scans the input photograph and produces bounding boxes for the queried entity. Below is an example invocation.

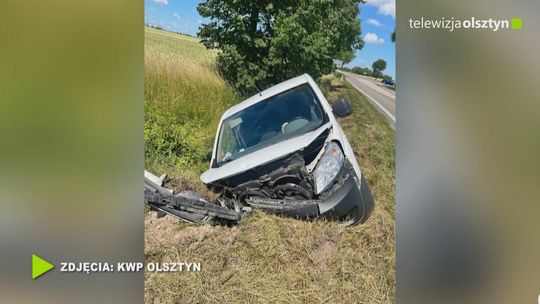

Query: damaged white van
[201,74,374,226]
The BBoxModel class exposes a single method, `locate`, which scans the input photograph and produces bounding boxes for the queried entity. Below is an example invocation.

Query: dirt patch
[310,230,340,267]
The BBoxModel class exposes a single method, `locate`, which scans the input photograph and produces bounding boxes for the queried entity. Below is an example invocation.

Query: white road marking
[355,76,396,99]
[347,79,396,125]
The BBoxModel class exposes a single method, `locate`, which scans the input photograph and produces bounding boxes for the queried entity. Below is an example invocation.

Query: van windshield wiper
[219,156,237,165]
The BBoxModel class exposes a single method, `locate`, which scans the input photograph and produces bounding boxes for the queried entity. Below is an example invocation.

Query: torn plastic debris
[144,170,242,224]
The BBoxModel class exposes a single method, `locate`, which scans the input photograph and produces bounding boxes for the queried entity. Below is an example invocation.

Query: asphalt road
[341,71,396,128]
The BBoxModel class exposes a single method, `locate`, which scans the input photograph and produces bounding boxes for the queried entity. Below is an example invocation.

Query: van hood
[201,123,331,184]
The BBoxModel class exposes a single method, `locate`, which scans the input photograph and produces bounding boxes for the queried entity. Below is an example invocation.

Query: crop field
[145,27,238,193]
[144,26,395,303]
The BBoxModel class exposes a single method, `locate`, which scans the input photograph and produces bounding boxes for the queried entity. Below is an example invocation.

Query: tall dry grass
[145,27,238,187]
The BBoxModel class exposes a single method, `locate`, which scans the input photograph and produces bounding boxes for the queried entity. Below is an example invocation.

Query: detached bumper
[247,173,374,225]
[318,174,375,225]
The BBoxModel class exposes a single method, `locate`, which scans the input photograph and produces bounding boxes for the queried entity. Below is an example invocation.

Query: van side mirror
[332,97,352,118]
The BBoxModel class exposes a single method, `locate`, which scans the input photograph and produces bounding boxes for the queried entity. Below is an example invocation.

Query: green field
[145,26,395,304]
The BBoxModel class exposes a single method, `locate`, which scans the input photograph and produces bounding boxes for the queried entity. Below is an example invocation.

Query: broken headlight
[313,141,344,194]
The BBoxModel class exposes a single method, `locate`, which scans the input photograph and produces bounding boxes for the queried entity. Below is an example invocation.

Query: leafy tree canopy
[372,59,387,75]
[198,0,365,95]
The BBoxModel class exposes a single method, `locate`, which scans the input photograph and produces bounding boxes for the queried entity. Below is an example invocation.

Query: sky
[144,0,395,79]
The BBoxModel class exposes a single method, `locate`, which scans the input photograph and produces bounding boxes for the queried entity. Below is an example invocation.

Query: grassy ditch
[144,26,395,304]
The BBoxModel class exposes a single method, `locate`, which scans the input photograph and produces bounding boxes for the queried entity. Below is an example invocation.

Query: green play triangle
[32,254,54,279]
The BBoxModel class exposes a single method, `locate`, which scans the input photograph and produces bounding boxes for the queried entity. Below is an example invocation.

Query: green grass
[145,27,239,193]
[145,27,395,303]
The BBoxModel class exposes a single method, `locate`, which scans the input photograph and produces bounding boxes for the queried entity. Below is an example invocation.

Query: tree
[351,66,363,75]
[198,0,365,95]
[372,59,387,78]
[391,30,395,42]
[351,66,371,76]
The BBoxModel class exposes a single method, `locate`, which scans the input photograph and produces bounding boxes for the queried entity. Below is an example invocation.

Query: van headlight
[313,141,344,194]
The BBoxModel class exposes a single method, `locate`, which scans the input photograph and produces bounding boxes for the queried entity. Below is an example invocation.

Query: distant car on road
[381,79,395,87]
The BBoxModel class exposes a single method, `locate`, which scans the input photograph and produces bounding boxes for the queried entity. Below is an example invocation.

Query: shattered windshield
[215,83,328,166]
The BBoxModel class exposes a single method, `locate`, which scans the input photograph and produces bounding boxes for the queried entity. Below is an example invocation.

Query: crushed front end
[206,134,374,226]
[145,135,374,226]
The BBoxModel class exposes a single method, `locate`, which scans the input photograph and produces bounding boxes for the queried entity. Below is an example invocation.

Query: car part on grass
[144,174,241,224]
